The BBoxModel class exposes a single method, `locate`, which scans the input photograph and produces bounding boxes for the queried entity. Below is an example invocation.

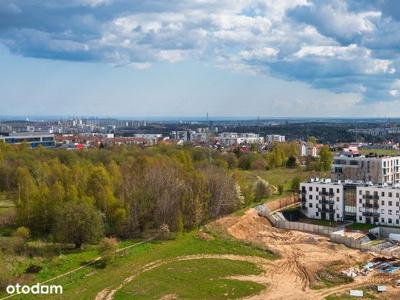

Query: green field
[115,259,265,300]
[3,231,275,300]
[240,168,328,196]
[359,148,399,156]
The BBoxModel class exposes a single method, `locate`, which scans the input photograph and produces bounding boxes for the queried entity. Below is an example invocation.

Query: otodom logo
[6,283,63,295]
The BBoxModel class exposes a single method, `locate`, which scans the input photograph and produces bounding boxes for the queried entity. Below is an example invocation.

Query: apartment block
[332,155,400,184]
[266,134,285,143]
[357,185,400,227]
[300,178,400,227]
[300,179,345,222]
[0,132,55,148]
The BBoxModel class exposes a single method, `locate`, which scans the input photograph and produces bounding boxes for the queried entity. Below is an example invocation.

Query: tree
[254,179,271,200]
[319,145,333,172]
[54,202,104,249]
[286,156,297,168]
[13,226,30,254]
[308,136,317,145]
[291,176,301,192]
[98,237,118,266]
[278,184,284,195]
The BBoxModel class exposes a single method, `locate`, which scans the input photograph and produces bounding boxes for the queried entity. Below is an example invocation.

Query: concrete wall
[275,220,339,236]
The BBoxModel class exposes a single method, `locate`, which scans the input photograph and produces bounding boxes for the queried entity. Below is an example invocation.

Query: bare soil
[209,208,400,299]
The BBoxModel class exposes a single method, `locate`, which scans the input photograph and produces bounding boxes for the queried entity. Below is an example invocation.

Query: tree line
[0,143,241,248]
[0,141,333,248]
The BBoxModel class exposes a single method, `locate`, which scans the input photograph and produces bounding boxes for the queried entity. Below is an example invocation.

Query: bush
[25,264,42,274]
[278,184,284,195]
[98,237,118,266]
[158,224,170,240]
[254,179,272,200]
[14,226,30,241]
[291,176,301,192]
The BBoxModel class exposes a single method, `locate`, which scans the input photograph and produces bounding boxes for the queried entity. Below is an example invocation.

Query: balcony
[319,191,334,196]
[318,207,335,214]
[319,199,335,205]
[362,211,380,217]
[364,194,379,200]
[365,203,379,209]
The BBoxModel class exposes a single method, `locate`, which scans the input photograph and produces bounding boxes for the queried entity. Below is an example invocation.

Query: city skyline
[1,0,399,117]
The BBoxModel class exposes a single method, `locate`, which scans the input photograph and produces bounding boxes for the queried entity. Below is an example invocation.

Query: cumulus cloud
[0,0,399,103]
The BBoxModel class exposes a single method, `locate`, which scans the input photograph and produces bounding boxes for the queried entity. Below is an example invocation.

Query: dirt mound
[208,207,378,300]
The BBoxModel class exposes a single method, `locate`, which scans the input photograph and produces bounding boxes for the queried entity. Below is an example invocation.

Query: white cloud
[0,0,399,104]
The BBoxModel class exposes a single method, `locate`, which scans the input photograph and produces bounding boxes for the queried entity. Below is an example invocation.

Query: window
[359,199,362,204]
[337,214,339,218]
[381,209,385,214]
[309,187,312,191]
[337,197,340,202]
[309,203,313,208]
[397,193,399,198]
[316,212,319,217]
[382,192,385,197]
[389,210,392,215]
[381,218,385,223]
[316,196,319,200]
[397,220,399,225]
[397,202,399,207]
[389,192,393,197]
[359,190,362,195]
[381,200,385,205]
[359,216,362,221]
[389,201,393,206]
[316,187,319,192]
[309,195,312,200]
[337,188,340,193]
[389,218,393,224]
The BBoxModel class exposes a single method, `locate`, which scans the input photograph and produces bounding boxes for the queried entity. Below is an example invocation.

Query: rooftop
[305,178,400,189]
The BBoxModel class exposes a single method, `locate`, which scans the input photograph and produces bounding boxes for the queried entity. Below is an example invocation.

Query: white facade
[299,142,318,157]
[301,178,400,227]
[266,134,285,143]
[217,132,264,145]
[300,179,344,222]
[357,185,400,227]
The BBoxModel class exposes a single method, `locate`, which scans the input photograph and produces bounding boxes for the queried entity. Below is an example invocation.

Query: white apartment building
[217,132,264,146]
[357,185,400,227]
[300,178,400,227]
[300,179,345,222]
[266,134,285,143]
[299,142,318,157]
[332,155,400,184]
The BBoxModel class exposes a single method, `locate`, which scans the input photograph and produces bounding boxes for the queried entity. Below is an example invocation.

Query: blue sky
[0,0,399,117]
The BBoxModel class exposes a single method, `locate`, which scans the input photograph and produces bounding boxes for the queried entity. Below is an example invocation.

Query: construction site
[209,197,400,299]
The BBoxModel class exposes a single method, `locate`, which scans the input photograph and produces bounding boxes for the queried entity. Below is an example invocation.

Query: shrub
[158,224,170,240]
[25,264,42,274]
[98,237,118,266]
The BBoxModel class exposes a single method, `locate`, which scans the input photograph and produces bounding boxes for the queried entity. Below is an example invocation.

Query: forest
[0,142,332,249]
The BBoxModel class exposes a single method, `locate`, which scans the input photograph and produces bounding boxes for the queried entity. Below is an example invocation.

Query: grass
[359,148,399,156]
[115,258,266,300]
[346,223,377,231]
[3,231,276,299]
